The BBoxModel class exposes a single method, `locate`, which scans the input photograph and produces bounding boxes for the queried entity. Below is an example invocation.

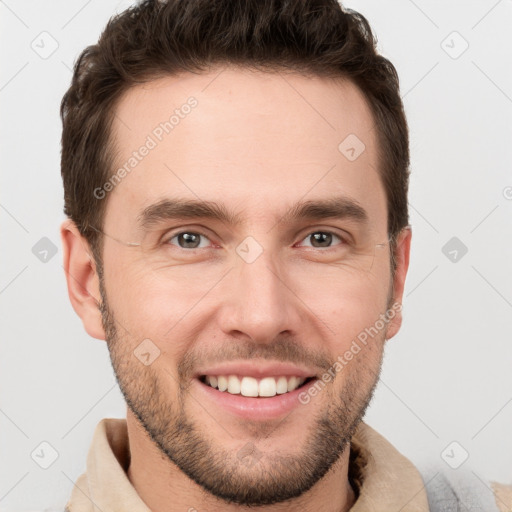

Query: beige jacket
[65,418,512,511]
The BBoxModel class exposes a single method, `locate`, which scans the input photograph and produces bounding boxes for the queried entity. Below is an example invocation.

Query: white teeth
[287,376,299,392]
[240,376,259,397]
[203,374,309,397]
[276,376,288,394]
[258,377,277,397]
[227,375,241,394]
[217,375,228,391]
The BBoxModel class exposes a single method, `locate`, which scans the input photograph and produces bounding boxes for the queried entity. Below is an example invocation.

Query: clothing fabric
[419,462,502,512]
[65,418,511,512]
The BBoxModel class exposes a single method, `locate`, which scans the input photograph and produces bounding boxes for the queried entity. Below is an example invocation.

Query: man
[60,0,511,511]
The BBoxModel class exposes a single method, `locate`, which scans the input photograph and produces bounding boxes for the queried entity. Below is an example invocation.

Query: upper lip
[194,361,319,379]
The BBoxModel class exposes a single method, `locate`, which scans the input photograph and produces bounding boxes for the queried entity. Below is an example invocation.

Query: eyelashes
[164,229,349,252]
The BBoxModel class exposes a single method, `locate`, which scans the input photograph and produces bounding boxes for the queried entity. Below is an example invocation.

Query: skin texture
[61,65,412,512]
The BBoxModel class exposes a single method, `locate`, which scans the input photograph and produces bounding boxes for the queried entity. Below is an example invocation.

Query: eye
[163,229,348,251]
[166,231,212,249]
[298,231,347,249]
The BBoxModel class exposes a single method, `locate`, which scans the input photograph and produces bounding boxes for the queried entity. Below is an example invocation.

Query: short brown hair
[60,0,409,272]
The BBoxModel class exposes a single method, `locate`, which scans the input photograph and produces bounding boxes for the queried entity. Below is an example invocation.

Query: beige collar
[349,421,429,511]
[66,418,429,512]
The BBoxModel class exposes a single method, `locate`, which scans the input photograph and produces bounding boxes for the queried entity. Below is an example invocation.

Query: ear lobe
[60,220,106,340]
[385,226,412,340]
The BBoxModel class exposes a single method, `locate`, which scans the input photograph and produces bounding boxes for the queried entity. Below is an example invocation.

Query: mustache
[178,337,333,380]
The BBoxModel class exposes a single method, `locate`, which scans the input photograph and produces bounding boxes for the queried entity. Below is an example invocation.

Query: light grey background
[1,0,511,510]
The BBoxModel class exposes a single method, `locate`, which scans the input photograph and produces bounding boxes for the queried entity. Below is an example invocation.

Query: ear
[385,226,412,340]
[60,220,106,340]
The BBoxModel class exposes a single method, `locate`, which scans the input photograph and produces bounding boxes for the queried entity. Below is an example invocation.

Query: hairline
[89,67,401,278]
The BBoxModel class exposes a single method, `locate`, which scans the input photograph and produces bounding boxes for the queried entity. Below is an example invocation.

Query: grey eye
[302,231,343,249]
[168,232,210,249]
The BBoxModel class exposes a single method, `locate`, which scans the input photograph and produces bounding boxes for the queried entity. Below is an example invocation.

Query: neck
[126,410,357,512]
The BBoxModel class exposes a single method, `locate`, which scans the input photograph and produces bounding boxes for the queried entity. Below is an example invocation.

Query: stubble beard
[98,280,385,506]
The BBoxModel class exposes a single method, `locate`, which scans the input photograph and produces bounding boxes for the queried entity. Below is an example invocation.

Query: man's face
[94,67,408,505]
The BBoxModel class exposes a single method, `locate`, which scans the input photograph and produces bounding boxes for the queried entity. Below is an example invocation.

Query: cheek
[292,262,391,333]
[103,261,209,352]
[103,249,391,350]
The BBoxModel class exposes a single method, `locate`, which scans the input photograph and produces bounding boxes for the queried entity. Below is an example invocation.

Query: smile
[199,374,315,398]
[194,374,319,421]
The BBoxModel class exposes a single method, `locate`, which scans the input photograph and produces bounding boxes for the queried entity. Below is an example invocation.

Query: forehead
[105,66,386,235]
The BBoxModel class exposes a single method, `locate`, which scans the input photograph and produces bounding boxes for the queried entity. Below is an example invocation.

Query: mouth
[198,374,317,398]
[194,374,319,420]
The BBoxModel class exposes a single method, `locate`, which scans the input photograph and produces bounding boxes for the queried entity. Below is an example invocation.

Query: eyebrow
[138,196,368,229]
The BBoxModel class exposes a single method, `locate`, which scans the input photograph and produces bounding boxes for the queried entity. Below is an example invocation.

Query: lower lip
[193,377,318,421]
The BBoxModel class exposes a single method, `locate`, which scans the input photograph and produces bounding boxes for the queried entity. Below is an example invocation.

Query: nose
[217,246,302,345]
